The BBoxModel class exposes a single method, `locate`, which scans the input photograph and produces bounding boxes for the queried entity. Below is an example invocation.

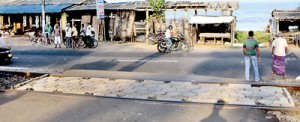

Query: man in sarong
[272,32,288,79]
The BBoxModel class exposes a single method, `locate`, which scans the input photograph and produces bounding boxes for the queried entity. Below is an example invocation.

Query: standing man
[53,24,62,48]
[65,23,72,48]
[243,31,261,82]
[272,32,288,79]
[44,23,52,44]
[85,23,93,48]
[72,24,78,49]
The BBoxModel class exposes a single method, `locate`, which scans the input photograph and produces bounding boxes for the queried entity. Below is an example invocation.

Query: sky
[107,0,300,3]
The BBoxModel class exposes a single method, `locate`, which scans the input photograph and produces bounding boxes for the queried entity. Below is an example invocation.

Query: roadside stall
[271,10,300,46]
[189,16,236,45]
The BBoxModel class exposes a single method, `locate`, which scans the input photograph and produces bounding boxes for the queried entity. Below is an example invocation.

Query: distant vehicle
[0,47,12,64]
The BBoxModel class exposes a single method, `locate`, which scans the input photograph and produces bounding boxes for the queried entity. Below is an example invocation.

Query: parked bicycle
[67,36,98,48]
[29,31,55,46]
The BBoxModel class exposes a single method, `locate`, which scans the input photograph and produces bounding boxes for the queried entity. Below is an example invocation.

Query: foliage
[147,0,165,17]
[235,31,271,43]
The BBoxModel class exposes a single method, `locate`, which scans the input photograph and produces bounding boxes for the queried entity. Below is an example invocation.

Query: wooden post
[71,19,74,27]
[110,12,113,42]
[276,19,279,34]
[29,16,32,29]
[146,8,149,43]
[185,8,188,20]
[8,16,11,26]
[61,12,68,29]
[0,15,3,28]
[214,37,216,44]
[103,19,106,42]
[231,20,236,45]
[174,9,176,22]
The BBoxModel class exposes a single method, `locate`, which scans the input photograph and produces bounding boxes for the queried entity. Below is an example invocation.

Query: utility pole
[42,0,45,34]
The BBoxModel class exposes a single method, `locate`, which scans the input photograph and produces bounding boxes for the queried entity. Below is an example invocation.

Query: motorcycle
[157,33,190,53]
[148,29,165,45]
[0,47,13,64]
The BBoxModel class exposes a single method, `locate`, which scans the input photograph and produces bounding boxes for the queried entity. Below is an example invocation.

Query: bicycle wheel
[40,37,47,46]
[77,37,85,48]
[92,39,98,48]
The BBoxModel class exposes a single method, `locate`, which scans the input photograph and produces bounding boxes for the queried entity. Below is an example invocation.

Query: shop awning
[0,4,72,14]
[189,16,235,24]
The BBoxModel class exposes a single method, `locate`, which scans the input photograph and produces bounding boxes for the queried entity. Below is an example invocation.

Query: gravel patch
[0,72,34,90]
[269,90,300,121]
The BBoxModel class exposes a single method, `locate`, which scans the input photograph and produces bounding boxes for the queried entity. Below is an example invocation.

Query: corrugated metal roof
[65,0,150,11]
[0,0,85,5]
[0,4,72,14]
[272,10,300,20]
[64,0,239,11]
[189,16,235,24]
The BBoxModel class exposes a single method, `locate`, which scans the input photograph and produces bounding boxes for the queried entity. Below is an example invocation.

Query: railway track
[0,70,300,121]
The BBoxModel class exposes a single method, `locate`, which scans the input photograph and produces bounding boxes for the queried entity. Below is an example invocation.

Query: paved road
[0,91,277,122]
[6,42,300,81]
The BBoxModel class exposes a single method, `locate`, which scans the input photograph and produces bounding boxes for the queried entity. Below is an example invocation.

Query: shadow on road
[70,59,119,70]
[118,52,164,72]
[11,49,93,68]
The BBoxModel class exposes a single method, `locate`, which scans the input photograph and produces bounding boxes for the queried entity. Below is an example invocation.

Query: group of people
[42,23,94,49]
[243,31,288,82]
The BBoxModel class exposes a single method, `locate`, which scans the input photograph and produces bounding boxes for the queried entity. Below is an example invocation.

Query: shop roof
[189,16,235,24]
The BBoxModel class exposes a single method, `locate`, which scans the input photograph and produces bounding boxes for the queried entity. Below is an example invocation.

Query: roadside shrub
[235,31,270,43]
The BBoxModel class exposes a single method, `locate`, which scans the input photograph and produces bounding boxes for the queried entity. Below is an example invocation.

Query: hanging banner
[96,0,105,19]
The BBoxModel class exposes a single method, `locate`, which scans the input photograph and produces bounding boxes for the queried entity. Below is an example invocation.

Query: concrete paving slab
[16,76,296,107]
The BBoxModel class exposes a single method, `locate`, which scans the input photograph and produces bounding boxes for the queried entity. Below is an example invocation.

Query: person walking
[243,31,261,82]
[53,24,62,48]
[72,24,78,49]
[272,32,288,79]
[65,23,72,48]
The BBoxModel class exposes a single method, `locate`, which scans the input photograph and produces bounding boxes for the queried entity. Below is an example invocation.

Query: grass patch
[235,31,270,43]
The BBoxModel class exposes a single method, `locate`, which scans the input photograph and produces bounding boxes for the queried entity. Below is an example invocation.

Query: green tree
[147,0,165,17]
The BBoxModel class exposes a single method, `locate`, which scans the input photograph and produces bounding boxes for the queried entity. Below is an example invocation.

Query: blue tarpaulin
[0,4,72,14]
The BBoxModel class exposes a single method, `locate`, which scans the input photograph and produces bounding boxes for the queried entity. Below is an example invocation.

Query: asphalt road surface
[7,44,300,80]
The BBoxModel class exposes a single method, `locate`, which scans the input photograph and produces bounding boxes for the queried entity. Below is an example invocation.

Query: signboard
[96,0,105,19]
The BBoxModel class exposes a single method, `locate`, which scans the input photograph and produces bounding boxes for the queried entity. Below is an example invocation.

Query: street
[6,40,300,81]
[1,37,300,122]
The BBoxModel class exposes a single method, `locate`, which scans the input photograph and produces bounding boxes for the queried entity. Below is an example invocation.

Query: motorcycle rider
[165,25,175,52]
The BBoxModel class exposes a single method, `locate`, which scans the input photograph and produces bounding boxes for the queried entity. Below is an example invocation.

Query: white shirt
[86,25,94,36]
[0,38,7,48]
[272,37,288,56]
[65,27,72,37]
[165,29,172,38]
